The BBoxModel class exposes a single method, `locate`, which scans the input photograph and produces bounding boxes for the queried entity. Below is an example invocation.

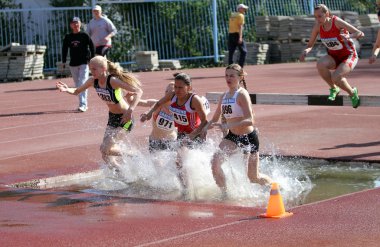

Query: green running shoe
[351,87,360,108]
[328,87,340,101]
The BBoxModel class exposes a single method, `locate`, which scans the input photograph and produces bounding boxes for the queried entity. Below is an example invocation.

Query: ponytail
[240,77,247,90]
[107,60,141,88]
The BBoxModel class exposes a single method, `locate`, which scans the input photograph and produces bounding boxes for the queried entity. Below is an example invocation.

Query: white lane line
[0,127,103,144]
[0,115,104,131]
[0,102,71,111]
[333,114,380,117]
[0,142,100,161]
[134,219,253,247]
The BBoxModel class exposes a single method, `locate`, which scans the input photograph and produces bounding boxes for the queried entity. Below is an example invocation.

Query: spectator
[62,17,95,112]
[228,3,248,68]
[87,5,117,57]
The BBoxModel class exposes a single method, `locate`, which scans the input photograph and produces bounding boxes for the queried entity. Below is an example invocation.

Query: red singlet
[319,15,358,68]
[169,94,201,134]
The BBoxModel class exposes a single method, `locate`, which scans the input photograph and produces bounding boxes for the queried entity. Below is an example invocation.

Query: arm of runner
[56,77,94,95]
[299,24,319,62]
[335,17,364,40]
[140,92,173,122]
[369,30,380,64]
[111,77,143,110]
[138,99,158,107]
[205,94,223,131]
[188,95,209,140]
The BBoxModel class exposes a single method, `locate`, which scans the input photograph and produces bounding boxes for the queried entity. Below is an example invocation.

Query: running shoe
[78,106,88,112]
[328,87,340,101]
[351,87,360,108]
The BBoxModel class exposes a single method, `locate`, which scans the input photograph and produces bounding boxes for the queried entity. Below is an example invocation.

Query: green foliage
[108,1,216,63]
[347,0,377,13]
[282,0,305,16]
[50,0,88,7]
[2,0,377,70]
[0,0,18,9]
[0,1,23,47]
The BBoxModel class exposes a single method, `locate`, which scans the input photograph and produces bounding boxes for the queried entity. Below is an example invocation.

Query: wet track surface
[1,61,380,246]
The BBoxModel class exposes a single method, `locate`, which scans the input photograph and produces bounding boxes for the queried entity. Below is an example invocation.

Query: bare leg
[176,146,187,190]
[211,139,236,195]
[102,152,123,171]
[211,150,227,190]
[316,55,337,89]
[100,127,124,170]
[247,152,272,186]
[331,63,355,96]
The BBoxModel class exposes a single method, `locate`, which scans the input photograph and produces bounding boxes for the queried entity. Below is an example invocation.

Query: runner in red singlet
[299,4,364,108]
[140,73,209,193]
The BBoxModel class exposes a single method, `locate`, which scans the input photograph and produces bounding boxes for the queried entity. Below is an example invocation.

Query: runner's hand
[140,112,152,122]
[56,81,68,92]
[122,109,132,124]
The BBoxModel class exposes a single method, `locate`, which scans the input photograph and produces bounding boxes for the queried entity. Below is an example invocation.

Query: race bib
[321,37,343,50]
[221,97,235,115]
[222,104,233,115]
[96,88,113,102]
[170,107,189,125]
[155,111,175,131]
[202,96,211,115]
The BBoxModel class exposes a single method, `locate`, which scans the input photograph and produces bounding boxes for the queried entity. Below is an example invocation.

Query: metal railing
[0,0,372,71]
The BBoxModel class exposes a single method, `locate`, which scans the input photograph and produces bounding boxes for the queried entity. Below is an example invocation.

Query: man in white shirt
[87,5,117,57]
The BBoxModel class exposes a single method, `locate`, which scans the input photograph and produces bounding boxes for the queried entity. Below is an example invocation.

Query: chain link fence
[0,0,374,71]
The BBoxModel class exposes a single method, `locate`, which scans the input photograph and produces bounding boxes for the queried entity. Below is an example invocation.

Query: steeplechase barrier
[206,92,380,107]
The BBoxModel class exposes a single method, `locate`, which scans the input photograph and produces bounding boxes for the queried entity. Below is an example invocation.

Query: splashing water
[91,132,313,207]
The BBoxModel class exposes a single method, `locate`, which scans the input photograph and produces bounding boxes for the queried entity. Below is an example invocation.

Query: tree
[50,0,88,7]
[347,0,377,13]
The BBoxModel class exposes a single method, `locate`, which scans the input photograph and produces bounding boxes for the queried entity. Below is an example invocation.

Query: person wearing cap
[87,5,117,57]
[62,17,95,112]
[228,4,248,68]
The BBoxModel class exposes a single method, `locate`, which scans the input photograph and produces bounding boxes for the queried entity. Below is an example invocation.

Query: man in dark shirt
[62,17,95,112]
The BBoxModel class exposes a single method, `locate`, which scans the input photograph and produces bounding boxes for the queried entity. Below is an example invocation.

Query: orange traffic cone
[259,182,293,219]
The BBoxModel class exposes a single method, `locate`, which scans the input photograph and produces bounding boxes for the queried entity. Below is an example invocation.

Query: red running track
[1,60,380,246]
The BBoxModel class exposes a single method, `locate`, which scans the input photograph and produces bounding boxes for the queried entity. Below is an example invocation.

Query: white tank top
[221,90,244,119]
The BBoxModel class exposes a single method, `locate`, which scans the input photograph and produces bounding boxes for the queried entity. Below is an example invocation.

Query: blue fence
[0,0,373,70]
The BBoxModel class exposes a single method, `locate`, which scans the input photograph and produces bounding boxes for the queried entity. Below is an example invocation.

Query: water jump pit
[6,156,380,208]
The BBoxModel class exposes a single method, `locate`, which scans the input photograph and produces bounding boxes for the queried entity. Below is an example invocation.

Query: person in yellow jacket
[228,3,248,67]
